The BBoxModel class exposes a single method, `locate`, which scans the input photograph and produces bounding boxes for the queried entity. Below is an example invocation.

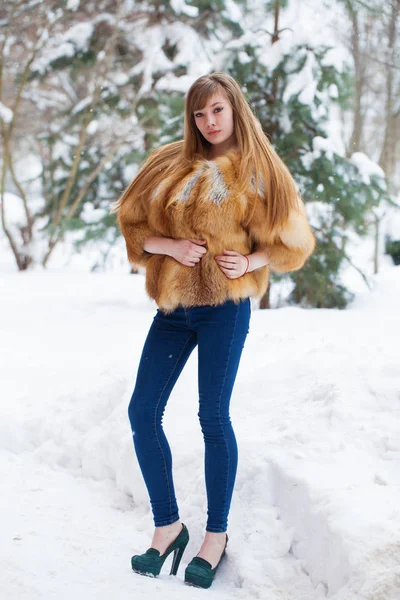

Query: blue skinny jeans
[128,298,251,533]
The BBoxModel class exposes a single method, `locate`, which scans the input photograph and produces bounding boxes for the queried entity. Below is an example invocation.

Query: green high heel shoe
[184,533,228,589]
[131,523,189,578]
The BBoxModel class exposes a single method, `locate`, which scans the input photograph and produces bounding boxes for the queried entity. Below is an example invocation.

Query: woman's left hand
[214,250,250,279]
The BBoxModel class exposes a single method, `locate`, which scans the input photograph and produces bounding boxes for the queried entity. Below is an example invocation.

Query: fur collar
[151,149,265,208]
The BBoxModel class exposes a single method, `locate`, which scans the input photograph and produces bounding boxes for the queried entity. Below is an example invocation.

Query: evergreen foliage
[226,40,390,307]
[385,238,400,266]
[2,0,394,308]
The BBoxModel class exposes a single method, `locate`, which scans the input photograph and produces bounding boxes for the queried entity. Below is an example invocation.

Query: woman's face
[193,89,236,153]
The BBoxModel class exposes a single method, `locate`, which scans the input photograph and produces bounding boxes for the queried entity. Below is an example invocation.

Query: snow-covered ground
[1,262,400,599]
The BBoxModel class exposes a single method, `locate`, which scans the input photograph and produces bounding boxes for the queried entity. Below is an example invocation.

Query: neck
[207,135,238,160]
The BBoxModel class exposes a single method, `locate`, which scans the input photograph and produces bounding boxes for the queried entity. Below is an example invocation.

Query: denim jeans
[128,298,251,533]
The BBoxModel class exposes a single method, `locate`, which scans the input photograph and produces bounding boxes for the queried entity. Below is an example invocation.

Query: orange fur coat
[117,149,315,312]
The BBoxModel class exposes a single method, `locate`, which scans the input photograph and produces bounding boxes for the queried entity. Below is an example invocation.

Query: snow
[129,25,174,95]
[1,0,400,595]
[384,203,400,239]
[245,0,351,75]
[31,22,94,75]
[0,101,13,124]
[87,120,98,135]
[329,84,339,99]
[71,96,93,115]
[64,22,94,50]
[1,260,399,599]
[350,153,386,185]
[111,73,130,86]
[0,186,44,236]
[312,135,336,159]
[306,201,335,229]
[283,52,318,105]
[66,0,80,10]
[0,191,26,225]
[170,0,199,18]
[301,136,342,171]
[152,23,214,92]
[223,0,243,22]
[80,202,107,224]
[238,51,252,64]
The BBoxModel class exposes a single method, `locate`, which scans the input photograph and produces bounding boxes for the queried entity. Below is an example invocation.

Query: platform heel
[184,533,228,589]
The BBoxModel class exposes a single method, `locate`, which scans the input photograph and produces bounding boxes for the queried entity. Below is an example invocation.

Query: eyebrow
[193,101,224,113]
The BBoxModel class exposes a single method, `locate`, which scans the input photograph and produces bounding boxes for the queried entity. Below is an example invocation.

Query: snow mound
[0,266,399,598]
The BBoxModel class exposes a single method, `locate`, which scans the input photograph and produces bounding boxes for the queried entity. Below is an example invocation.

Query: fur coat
[117,149,315,312]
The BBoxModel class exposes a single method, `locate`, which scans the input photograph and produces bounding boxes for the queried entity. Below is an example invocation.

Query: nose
[206,114,216,129]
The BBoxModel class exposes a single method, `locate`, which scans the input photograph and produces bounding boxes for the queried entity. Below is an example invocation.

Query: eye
[194,107,223,119]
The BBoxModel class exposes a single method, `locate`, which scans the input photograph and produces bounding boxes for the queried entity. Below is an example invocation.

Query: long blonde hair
[111,72,299,232]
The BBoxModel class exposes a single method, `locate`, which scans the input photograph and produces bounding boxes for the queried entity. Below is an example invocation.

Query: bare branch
[363,53,400,71]
[42,128,133,267]
[341,249,372,289]
[3,136,34,227]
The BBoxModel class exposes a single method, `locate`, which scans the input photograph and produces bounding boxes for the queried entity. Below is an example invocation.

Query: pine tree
[36,0,246,265]
[225,2,390,308]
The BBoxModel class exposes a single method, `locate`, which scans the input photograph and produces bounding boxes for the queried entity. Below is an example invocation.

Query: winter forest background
[1,0,399,308]
[1,2,400,600]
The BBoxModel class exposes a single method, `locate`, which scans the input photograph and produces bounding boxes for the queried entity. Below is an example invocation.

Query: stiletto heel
[170,543,186,576]
[131,523,189,578]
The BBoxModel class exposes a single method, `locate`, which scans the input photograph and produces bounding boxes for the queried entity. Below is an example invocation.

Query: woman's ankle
[155,520,182,533]
[196,532,227,569]
[151,520,182,553]
[204,531,227,543]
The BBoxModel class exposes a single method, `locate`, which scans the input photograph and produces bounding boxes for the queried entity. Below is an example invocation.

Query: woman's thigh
[195,299,251,416]
[129,308,198,423]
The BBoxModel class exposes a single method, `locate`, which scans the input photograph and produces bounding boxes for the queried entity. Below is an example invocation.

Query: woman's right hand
[170,239,207,267]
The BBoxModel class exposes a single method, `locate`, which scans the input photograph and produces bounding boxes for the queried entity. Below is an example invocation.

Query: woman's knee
[128,391,163,436]
[127,395,137,431]
[198,408,232,435]
[128,393,150,430]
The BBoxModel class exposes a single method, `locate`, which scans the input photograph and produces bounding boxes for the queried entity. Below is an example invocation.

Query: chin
[210,136,229,145]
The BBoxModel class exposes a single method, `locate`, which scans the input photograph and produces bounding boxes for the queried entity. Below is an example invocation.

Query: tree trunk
[259,281,271,309]
[378,0,399,188]
[258,0,281,310]
[345,0,365,156]
[373,214,380,276]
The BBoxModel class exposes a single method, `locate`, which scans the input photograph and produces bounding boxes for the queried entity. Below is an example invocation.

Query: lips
[208,130,221,136]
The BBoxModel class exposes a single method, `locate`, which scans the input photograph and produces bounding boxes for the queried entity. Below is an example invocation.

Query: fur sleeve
[249,196,316,272]
[117,194,155,268]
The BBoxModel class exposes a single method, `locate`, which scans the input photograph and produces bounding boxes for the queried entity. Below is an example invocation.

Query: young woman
[112,72,315,589]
